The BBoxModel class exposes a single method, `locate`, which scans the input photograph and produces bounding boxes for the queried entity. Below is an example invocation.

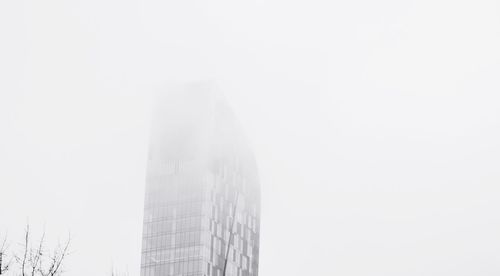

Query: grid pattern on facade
[141,158,259,276]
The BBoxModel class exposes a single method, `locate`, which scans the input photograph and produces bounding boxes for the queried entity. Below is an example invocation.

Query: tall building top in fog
[141,82,260,276]
[149,82,255,167]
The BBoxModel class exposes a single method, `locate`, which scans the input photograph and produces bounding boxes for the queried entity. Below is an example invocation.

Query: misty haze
[1,0,500,275]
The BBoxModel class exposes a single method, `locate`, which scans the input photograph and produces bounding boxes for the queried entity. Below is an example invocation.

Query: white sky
[1,0,500,275]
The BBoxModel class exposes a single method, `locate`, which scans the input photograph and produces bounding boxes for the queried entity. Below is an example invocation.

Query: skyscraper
[140,82,260,276]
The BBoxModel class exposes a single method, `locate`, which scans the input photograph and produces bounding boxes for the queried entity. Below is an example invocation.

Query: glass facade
[141,83,260,276]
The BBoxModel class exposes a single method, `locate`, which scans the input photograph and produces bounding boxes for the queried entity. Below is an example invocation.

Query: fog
[1,0,500,275]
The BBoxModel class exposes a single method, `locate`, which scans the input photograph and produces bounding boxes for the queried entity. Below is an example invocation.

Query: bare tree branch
[110,266,129,276]
[47,233,70,276]
[21,224,30,276]
[0,234,12,275]
[29,231,45,276]
[2,225,71,276]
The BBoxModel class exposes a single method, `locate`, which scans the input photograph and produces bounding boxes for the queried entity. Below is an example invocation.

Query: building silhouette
[140,82,260,276]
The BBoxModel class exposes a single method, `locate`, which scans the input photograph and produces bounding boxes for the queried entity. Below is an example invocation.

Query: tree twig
[21,224,30,276]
